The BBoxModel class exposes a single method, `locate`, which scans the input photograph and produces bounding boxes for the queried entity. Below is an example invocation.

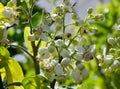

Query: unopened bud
[108,37,116,46]
[28,34,36,41]
[87,7,93,14]
[61,57,71,67]
[54,64,63,76]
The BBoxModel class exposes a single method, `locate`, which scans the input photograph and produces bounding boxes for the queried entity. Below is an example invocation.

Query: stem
[62,14,65,41]
[50,79,56,89]
[0,74,4,89]
[27,0,40,75]
[9,44,33,58]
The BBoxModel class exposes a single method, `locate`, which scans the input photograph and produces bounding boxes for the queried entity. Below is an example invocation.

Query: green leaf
[5,57,24,89]
[112,69,120,88]
[0,46,10,57]
[24,27,32,52]
[0,56,9,68]
[0,28,4,41]
[22,75,50,89]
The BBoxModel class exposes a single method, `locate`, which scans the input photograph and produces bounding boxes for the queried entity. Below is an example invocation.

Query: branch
[9,44,33,58]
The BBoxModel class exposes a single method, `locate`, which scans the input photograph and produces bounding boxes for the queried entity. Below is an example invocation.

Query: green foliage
[22,75,49,89]
[24,27,32,52]
[0,46,24,89]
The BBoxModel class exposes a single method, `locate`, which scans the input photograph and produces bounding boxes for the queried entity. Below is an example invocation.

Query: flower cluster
[0,0,18,45]
[26,0,104,85]
[97,24,120,74]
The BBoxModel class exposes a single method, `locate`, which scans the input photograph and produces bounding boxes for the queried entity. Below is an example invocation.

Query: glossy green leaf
[0,56,9,68]
[5,57,24,89]
[24,27,32,52]
[0,46,10,57]
[22,75,50,89]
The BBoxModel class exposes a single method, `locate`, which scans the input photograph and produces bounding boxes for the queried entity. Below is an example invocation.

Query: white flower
[48,45,56,53]
[38,47,50,59]
[3,7,14,19]
[41,33,49,42]
[61,57,71,67]
[54,63,63,76]
[65,28,75,39]
[81,68,89,80]
[55,39,65,47]
[60,49,69,58]
[101,55,113,67]
[74,53,83,61]
[79,37,87,45]
[75,46,85,53]
[111,60,120,69]
[71,69,83,84]
[74,45,96,61]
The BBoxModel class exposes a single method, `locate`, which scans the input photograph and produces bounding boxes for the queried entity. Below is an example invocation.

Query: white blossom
[60,49,69,58]
[55,39,65,47]
[61,57,71,67]
[38,47,50,59]
[54,63,63,76]
[81,68,89,80]
[71,69,83,84]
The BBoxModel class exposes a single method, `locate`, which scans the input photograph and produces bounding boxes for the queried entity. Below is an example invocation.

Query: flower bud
[94,14,104,21]
[79,37,87,45]
[87,7,93,14]
[109,48,116,54]
[60,49,69,58]
[102,55,113,67]
[74,53,83,61]
[55,39,65,47]
[71,13,77,20]
[28,34,36,41]
[111,60,120,69]
[81,68,89,80]
[76,62,84,70]
[71,69,83,84]
[108,37,116,46]
[48,45,56,53]
[54,63,63,76]
[61,57,71,67]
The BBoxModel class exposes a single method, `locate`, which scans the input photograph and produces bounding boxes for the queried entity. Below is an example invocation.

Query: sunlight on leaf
[0,46,10,57]
[5,57,24,89]
[24,27,32,52]
[22,75,50,89]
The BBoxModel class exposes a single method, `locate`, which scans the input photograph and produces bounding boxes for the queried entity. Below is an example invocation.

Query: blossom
[71,69,83,84]
[74,45,96,61]
[54,63,63,76]
[38,47,50,60]
[97,54,113,67]
[61,57,71,67]
[60,49,69,58]
[55,39,65,47]
[81,68,89,80]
